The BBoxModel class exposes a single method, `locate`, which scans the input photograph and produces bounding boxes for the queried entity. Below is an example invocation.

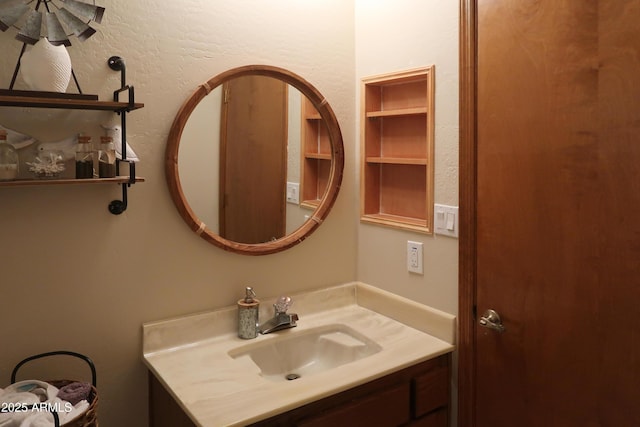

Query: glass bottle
[0,129,19,181]
[98,136,116,178]
[75,135,94,179]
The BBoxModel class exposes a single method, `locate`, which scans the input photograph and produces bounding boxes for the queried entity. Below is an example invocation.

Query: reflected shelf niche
[300,96,331,209]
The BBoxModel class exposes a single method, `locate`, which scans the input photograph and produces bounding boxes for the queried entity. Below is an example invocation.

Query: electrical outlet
[407,241,423,274]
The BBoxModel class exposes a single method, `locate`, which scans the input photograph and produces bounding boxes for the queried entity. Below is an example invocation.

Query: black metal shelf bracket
[107,55,136,215]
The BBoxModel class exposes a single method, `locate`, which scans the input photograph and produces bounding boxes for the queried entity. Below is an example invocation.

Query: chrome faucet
[259,296,299,334]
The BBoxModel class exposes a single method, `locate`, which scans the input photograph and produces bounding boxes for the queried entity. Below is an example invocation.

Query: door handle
[479,309,506,332]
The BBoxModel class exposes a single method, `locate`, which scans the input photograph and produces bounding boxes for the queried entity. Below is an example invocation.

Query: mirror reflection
[166,65,344,255]
[178,75,326,244]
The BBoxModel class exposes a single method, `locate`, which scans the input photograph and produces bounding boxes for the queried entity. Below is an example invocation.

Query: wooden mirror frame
[165,65,345,256]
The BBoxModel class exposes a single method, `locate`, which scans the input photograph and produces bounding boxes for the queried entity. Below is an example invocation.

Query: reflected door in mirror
[166,65,345,255]
[220,75,287,243]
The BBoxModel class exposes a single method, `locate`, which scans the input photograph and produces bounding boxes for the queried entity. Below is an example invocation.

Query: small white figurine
[101,124,140,162]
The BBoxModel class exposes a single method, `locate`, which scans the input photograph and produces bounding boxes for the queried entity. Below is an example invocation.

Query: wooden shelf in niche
[301,97,331,209]
[360,66,435,233]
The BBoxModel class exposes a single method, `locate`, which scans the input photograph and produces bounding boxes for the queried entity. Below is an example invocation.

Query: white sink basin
[143,283,456,426]
[228,324,382,382]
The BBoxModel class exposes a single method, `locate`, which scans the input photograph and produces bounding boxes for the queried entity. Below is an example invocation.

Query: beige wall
[0,2,356,426]
[179,87,222,232]
[355,0,459,316]
[0,2,459,426]
[354,3,459,423]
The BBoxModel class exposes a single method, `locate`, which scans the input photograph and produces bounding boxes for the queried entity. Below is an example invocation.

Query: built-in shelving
[360,66,435,233]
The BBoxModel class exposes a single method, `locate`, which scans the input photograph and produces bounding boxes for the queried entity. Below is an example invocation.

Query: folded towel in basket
[0,383,47,427]
[3,381,57,402]
[0,391,41,406]
[0,381,89,427]
[60,400,89,425]
[56,382,91,406]
[0,396,38,426]
[18,412,52,427]
[0,393,39,426]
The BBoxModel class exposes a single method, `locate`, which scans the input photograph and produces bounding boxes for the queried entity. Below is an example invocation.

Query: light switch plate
[286,182,300,204]
[434,204,459,238]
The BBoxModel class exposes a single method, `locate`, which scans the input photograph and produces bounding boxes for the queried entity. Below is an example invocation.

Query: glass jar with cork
[98,136,116,178]
[75,135,94,179]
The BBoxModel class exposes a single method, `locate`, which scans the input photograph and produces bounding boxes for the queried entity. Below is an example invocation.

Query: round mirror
[166,65,344,255]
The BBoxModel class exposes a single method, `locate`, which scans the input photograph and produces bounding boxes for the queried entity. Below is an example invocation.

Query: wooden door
[220,75,287,244]
[459,1,640,425]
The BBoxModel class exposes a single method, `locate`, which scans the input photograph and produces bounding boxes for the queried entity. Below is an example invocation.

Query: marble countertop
[142,282,456,427]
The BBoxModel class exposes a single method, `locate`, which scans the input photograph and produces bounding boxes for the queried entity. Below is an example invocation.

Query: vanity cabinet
[148,354,450,427]
[149,375,197,427]
[300,97,331,209]
[360,67,435,233]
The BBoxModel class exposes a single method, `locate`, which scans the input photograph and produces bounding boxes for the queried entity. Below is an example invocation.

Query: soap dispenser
[238,287,260,339]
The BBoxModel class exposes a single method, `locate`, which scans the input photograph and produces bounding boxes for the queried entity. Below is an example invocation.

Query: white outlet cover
[407,241,423,275]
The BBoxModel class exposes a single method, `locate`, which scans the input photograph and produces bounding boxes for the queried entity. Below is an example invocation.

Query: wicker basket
[10,351,98,427]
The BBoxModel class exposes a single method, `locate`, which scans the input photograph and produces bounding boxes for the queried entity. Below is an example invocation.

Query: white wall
[179,87,222,231]
[355,0,459,315]
[0,2,355,426]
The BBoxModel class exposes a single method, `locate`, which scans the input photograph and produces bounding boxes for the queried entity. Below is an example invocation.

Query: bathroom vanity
[149,353,449,426]
[143,283,455,426]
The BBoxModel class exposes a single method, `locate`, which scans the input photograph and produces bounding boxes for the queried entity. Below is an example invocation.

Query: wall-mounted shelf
[0,176,145,187]
[300,97,331,209]
[0,56,144,215]
[0,92,143,112]
[360,66,435,233]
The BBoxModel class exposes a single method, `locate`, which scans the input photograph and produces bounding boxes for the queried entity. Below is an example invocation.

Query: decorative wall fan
[0,0,105,92]
[0,0,104,46]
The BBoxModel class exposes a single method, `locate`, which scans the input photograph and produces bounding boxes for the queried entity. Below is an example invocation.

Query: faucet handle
[274,296,292,314]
